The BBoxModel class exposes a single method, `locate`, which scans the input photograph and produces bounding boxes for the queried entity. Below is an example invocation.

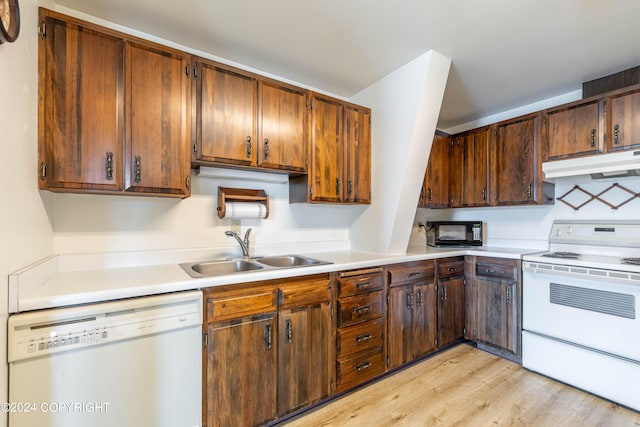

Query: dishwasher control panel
[8,291,203,362]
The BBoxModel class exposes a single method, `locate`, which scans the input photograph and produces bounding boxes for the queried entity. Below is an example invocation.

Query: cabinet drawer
[387,261,435,286]
[207,290,277,322]
[476,258,519,280]
[337,268,383,297]
[438,257,465,279]
[338,291,383,327]
[278,275,331,309]
[337,318,384,358]
[336,347,385,392]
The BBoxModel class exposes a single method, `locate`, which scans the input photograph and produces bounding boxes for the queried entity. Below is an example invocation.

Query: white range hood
[543,149,640,179]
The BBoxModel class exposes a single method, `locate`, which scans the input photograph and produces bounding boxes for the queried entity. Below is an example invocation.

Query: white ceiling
[55,0,640,130]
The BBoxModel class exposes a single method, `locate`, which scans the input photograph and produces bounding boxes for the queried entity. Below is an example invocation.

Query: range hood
[542,150,640,179]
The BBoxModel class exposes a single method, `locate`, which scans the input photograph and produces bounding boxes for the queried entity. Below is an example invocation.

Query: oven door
[522,262,640,362]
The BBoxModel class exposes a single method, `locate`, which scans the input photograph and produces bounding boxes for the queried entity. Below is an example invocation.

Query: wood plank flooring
[280,344,640,426]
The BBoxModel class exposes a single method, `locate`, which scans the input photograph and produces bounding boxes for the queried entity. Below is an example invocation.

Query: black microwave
[426,221,483,247]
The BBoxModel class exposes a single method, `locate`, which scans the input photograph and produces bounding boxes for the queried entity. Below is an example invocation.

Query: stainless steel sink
[181,259,263,278]
[255,255,330,268]
[180,254,332,278]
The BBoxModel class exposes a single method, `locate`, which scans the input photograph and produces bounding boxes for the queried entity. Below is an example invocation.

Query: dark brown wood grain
[462,127,492,207]
[344,104,371,203]
[420,132,451,208]
[437,274,465,348]
[124,41,191,196]
[606,86,640,151]
[387,260,435,286]
[258,80,308,172]
[448,135,464,207]
[337,271,383,298]
[336,317,384,358]
[193,60,257,166]
[337,291,384,327]
[39,11,124,192]
[543,97,604,160]
[335,346,385,393]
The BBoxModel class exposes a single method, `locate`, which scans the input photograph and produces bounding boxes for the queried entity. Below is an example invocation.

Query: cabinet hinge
[308,186,312,197]
[193,142,197,153]
[330,379,335,392]
[386,295,389,304]
[463,327,467,336]
[386,356,389,367]
[307,99,312,110]
[202,330,208,348]
[186,175,191,190]
[39,21,46,39]
[435,338,439,347]
[542,116,547,125]
[186,64,190,77]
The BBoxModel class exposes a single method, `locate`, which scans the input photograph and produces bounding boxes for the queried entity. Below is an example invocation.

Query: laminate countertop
[9,246,538,313]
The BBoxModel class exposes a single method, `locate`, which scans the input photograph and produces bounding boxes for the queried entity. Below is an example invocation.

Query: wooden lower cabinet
[335,268,385,392]
[436,257,466,348]
[207,313,277,427]
[470,257,522,358]
[204,274,332,427]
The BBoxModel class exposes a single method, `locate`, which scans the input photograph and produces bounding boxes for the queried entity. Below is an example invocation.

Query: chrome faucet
[225,228,252,258]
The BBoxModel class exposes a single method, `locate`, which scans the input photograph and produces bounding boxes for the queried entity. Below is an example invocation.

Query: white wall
[0,1,55,425]
[350,51,451,254]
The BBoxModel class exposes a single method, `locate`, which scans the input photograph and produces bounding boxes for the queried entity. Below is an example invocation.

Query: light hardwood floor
[281,344,640,426]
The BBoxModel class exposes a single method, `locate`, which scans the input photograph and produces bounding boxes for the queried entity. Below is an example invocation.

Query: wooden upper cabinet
[258,80,308,173]
[124,42,191,197]
[462,127,491,207]
[494,113,553,206]
[606,86,640,151]
[193,60,257,167]
[308,93,344,203]
[543,97,604,161]
[38,11,124,192]
[344,104,371,203]
[449,136,464,208]
[420,132,450,208]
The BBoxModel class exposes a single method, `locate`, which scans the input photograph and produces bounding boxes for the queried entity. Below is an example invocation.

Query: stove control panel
[550,221,640,247]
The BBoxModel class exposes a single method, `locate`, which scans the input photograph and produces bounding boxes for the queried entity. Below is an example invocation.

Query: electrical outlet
[230,219,241,234]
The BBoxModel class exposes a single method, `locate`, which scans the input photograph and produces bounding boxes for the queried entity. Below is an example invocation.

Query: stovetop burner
[621,257,640,265]
[542,251,581,259]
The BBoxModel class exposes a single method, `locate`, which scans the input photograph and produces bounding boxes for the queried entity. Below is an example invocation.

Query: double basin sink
[180,255,332,278]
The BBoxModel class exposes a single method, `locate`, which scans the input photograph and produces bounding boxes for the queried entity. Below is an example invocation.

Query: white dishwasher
[8,290,202,427]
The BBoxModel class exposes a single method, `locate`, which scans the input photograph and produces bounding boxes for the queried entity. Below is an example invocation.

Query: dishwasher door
[8,291,202,427]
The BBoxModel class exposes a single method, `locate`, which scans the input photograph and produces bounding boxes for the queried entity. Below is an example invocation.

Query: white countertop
[9,246,538,313]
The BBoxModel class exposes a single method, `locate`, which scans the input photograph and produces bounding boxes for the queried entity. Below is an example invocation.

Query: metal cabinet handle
[246,136,252,158]
[134,155,141,183]
[441,286,447,301]
[590,129,596,147]
[336,178,341,196]
[506,286,512,305]
[482,187,487,201]
[353,305,371,315]
[355,333,372,343]
[420,187,425,201]
[484,269,505,275]
[105,152,114,180]
[614,124,620,145]
[355,282,372,289]
[417,290,424,307]
[428,187,432,201]
[407,292,414,309]
[527,183,533,198]
[263,138,270,160]
[347,179,353,196]
[447,267,457,273]
[408,272,421,278]
[354,361,372,371]
[285,319,292,343]
[264,323,272,350]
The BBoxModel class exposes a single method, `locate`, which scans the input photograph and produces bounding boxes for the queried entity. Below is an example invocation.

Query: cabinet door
[344,104,371,204]
[494,114,540,205]
[449,136,464,207]
[207,313,277,427]
[437,276,465,348]
[476,277,517,354]
[125,42,191,197]
[194,61,257,166]
[463,128,491,207]
[607,88,640,151]
[258,81,308,172]
[278,302,332,416]
[387,285,413,370]
[39,13,124,192]
[421,132,450,208]
[309,94,344,202]
[413,282,438,358]
[544,98,604,160]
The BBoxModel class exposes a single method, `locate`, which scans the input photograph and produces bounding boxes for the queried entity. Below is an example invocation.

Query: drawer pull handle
[407,272,421,278]
[447,267,457,273]
[355,282,372,289]
[354,361,372,371]
[484,269,505,275]
[285,319,292,343]
[264,324,272,350]
[353,306,371,315]
[355,333,372,343]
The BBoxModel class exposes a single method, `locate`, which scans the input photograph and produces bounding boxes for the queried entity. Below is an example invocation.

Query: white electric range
[522,220,640,412]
